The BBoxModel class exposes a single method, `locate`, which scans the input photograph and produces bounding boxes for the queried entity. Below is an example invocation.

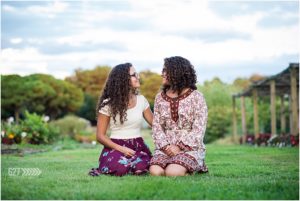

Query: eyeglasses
[130,72,140,79]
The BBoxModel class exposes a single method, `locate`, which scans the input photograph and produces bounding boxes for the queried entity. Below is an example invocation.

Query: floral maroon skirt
[89,137,152,177]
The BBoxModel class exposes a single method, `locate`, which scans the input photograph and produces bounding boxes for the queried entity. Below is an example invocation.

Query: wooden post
[290,67,299,135]
[232,96,238,143]
[289,95,293,134]
[270,80,277,135]
[253,89,259,139]
[241,96,247,143]
[280,96,286,134]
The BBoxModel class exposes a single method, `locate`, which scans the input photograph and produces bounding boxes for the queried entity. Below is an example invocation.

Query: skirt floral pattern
[89,137,152,177]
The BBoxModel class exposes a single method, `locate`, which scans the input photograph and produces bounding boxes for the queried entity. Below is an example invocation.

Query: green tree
[2,74,84,121]
[30,74,84,119]
[23,77,56,114]
[76,93,97,125]
[198,77,240,143]
[1,75,28,122]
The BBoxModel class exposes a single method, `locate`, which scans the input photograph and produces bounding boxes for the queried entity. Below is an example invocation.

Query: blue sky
[1,0,299,83]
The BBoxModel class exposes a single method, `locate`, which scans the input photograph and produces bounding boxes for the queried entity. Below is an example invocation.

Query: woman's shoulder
[98,98,111,115]
[137,94,150,103]
[137,94,145,98]
[155,91,163,99]
[191,90,205,101]
[153,91,165,103]
[136,95,150,110]
[137,94,148,101]
[192,89,203,96]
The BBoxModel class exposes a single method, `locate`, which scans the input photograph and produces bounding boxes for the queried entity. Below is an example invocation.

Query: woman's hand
[118,146,136,157]
[164,144,181,156]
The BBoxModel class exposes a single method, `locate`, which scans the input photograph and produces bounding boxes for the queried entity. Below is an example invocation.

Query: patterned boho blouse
[152,89,208,167]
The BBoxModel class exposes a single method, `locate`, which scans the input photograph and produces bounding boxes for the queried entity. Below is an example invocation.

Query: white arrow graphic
[21,168,42,176]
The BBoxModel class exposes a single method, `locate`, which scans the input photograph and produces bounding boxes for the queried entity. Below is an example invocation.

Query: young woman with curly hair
[149,56,209,176]
[89,63,153,176]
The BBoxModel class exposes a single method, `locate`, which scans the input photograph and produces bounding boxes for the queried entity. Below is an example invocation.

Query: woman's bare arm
[143,107,153,127]
[96,114,135,157]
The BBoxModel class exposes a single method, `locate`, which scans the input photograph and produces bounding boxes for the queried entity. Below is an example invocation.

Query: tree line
[2,65,270,143]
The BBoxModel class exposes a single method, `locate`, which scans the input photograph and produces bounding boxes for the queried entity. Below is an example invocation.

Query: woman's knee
[149,165,165,176]
[165,164,187,176]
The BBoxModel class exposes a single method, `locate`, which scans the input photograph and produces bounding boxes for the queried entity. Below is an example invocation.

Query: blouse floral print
[152,89,208,168]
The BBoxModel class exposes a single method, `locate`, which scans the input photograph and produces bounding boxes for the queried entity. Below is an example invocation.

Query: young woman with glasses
[89,63,153,176]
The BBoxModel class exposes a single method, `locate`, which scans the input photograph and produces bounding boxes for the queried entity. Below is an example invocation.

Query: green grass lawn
[1,131,299,200]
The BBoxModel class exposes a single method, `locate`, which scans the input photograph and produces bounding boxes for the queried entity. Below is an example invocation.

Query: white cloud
[2,1,68,18]
[2,5,17,12]
[10,38,23,44]
[1,0,299,83]
[0,48,48,75]
[1,47,119,79]
[50,18,298,66]
[27,0,69,18]
[27,38,44,45]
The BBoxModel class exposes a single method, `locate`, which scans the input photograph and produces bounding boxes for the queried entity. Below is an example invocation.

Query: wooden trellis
[232,63,299,143]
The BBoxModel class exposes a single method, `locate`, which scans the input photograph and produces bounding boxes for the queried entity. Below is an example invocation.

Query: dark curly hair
[96,63,134,124]
[162,56,197,94]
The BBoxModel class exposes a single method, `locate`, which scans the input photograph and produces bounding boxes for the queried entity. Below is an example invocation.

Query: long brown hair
[96,63,133,124]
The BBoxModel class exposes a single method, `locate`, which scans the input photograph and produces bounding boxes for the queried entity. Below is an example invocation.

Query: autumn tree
[233,78,251,90]
[65,66,111,124]
[139,70,162,109]
[249,74,265,83]
[66,66,111,97]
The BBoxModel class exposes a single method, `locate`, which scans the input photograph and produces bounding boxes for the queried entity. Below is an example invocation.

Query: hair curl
[162,56,197,94]
[96,63,133,124]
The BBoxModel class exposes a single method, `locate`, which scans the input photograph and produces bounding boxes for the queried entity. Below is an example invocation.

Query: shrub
[204,107,231,143]
[1,112,59,145]
[50,115,90,139]
[74,133,96,143]
[198,79,237,143]
[267,134,299,147]
[21,111,59,144]
[1,122,23,144]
